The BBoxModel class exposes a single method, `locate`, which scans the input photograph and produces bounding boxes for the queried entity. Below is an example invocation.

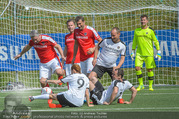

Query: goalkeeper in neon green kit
[131,15,161,91]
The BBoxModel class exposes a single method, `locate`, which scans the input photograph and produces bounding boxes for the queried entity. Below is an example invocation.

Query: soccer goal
[0,0,178,90]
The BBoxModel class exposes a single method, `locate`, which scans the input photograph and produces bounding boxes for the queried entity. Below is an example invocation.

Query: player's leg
[89,81,104,105]
[80,60,87,75]
[65,63,71,76]
[86,57,94,77]
[146,57,156,91]
[135,56,144,91]
[56,93,78,107]
[89,65,106,83]
[51,58,65,85]
[106,67,114,80]
[29,93,56,102]
[39,63,51,88]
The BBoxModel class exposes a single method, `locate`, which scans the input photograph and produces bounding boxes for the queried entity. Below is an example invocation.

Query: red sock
[67,82,69,89]
[49,103,62,108]
[45,83,50,87]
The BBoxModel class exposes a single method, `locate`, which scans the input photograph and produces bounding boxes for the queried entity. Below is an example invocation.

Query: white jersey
[60,73,89,107]
[96,38,126,68]
[102,80,133,103]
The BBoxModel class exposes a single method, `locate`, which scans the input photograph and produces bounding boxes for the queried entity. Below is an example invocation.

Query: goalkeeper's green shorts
[135,56,156,69]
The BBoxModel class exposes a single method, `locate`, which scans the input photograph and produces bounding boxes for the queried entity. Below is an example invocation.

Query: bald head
[30,30,39,38]
[111,27,120,34]
[111,27,120,43]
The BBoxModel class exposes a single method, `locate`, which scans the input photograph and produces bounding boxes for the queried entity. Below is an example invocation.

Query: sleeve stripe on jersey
[42,35,56,43]
[129,86,134,89]
[98,39,104,47]
[86,26,99,37]
[60,78,66,83]
[120,41,127,56]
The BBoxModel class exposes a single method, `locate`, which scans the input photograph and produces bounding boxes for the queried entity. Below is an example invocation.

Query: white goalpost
[0,0,178,90]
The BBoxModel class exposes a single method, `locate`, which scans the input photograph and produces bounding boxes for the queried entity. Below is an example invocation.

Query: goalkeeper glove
[131,50,135,61]
[155,50,161,61]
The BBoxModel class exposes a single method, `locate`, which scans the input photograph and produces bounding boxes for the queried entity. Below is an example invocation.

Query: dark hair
[115,68,124,78]
[71,64,81,73]
[66,19,75,25]
[111,27,120,34]
[75,16,84,22]
[140,15,148,20]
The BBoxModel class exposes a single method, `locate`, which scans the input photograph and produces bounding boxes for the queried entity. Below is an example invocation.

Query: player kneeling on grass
[89,68,137,105]
[29,64,94,108]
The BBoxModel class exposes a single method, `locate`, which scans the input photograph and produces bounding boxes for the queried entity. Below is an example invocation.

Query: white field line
[31,107,179,112]
[1,87,178,93]
[0,93,179,98]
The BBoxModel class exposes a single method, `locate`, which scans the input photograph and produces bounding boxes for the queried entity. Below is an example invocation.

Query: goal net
[0,0,178,90]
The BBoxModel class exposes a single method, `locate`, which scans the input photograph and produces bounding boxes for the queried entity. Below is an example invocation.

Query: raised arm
[14,44,32,60]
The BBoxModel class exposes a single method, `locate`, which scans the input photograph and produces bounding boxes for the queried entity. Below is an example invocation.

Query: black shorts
[92,65,113,79]
[57,94,78,107]
[90,81,104,105]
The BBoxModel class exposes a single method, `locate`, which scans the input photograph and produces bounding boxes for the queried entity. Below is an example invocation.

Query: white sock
[33,94,49,100]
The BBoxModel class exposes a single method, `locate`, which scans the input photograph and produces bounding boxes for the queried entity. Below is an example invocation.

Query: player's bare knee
[40,78,47,87]
[49,94,57,100]
[135,67,141,71]
[147,69,152,72]
[90,77,98,84]
[88,72,97,81]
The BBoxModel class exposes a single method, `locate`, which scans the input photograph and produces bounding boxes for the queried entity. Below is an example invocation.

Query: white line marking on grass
[31,107,179,112]
[1,87,178,93]
[0,93,179,98]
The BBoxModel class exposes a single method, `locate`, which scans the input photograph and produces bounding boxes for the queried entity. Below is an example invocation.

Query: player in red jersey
[72,16,102,76]
[14,30,65,87]
[62,19,81,76]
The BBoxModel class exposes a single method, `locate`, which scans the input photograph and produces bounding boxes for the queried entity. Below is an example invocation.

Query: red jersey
[65,33,80,64]
[29,35,57,63]
[74,26,100,61]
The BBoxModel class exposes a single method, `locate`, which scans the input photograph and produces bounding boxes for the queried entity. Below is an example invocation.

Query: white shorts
[80,57,94,75]
[65,63,81,76]
[39,57,61,80]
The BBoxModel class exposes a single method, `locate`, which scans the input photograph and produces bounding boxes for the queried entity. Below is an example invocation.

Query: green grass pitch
[0,86,179,112]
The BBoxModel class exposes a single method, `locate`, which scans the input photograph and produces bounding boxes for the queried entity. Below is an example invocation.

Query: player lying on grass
[29,64,94,108]
[89,68,137,105]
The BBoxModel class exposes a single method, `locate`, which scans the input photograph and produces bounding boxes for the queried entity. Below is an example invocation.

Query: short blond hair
[71,64,81,73]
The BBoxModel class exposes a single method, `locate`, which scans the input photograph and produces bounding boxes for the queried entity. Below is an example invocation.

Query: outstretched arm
[92,43,100,66]
[62,45,67,66]
[85,89,94,107]
[124,86,137,104]
[54,44,66,62]
[72,40,78,64]
[104,86,118,105]
[47,80,62,85]
[14,44,32,60]
[113,56,125,71]
[87,37,102,55]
